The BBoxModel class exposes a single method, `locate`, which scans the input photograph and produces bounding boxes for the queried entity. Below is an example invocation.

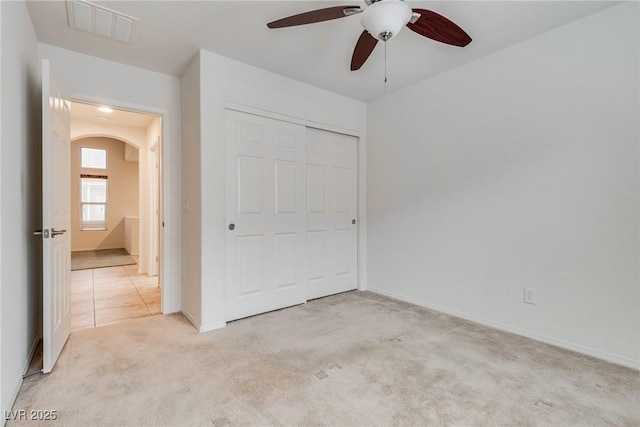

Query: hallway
[71,264,160,330]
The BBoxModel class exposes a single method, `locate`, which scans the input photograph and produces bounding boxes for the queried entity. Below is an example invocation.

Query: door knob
[51,228,67,238]
[33,229,50,238]
[228,223,235,231]
[352,219,356,225]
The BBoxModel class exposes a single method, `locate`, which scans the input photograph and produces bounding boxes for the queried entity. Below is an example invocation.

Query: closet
[224,110,358,321]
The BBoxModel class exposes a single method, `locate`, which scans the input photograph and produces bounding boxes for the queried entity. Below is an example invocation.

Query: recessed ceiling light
[98,106,113,113]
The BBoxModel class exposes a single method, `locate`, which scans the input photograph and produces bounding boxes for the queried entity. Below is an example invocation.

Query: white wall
[182,49,367,331]
[180,54,202,325]
[0,0,41,417]
[71,119,147,149]
[367,3,639,369]
[40,44,182,314]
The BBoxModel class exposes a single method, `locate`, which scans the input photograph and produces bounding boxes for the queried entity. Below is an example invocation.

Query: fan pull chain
[384,41,388,95]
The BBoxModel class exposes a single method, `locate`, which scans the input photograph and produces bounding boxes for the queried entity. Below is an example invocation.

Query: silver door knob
[228,223,235,231]
[33,229,50,238]
[51,228,67,238]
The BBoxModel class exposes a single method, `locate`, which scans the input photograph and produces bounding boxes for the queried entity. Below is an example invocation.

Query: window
[80,175,107,230]
[81,147,107,169]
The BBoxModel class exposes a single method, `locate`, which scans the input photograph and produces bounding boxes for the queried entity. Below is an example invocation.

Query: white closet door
[306,127,358,300]
[225,110,307,321]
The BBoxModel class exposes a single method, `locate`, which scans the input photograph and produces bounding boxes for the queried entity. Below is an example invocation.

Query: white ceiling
[27,1,619,102]
[70,100,156,128]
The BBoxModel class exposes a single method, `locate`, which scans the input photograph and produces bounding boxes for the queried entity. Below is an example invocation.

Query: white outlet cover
[524,288,536,305]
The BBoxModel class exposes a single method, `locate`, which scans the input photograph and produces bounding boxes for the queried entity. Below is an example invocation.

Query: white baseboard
[71,246,124,252]
[23,336,40,375]
[200,321,226,333]
[3,336,41,426]
[162,303,181,315]
[181,308,200,331]
[369,288,640,371]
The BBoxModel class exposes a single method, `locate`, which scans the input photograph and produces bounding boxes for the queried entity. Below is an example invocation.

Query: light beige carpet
[10,291,639,426]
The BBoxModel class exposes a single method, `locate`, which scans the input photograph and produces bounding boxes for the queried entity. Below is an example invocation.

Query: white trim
[369,288,640,371]
[0,2,3,419]
[357,134,367,291]
[200,321,227,333]
[224,102,364,138]
[147,139,159,276]
[70,96,165,118]
[24,337,40,376]
[67,95,178,314]
[4,336,40,426]
[181,308,201,331]
[181,309,226,333]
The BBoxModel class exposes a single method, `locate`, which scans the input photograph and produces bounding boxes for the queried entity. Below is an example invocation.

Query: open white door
[149,138,160,277]
[40,59,71,373]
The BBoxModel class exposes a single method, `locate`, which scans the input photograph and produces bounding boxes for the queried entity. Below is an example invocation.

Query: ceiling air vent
[66,0,138,44]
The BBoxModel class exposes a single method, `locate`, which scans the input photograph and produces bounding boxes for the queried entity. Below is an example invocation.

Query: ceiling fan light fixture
[267,2,472,71]
[361,0,412,41]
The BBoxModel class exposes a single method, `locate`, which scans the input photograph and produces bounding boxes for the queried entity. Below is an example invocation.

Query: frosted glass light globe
[361,0,412,41]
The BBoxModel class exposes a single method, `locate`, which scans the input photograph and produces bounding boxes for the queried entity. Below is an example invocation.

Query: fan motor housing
[361,0,413,41]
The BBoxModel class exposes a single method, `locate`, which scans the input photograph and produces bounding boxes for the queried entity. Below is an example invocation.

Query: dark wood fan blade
[407,9,472,47]
[267,6,360,29]
[351,31,378,71]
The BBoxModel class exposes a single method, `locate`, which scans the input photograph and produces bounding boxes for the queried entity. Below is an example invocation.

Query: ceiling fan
[267,0,472,71]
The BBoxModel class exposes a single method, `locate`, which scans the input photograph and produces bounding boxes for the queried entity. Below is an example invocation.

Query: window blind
[80,174,108,230]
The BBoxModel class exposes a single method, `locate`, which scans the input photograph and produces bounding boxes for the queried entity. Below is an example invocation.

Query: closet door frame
[224,103,368,298]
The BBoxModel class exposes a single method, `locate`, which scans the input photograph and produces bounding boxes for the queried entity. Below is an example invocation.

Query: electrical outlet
[524,288,536,305]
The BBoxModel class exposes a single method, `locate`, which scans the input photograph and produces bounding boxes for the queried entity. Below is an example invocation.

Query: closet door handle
[228,223,235,231]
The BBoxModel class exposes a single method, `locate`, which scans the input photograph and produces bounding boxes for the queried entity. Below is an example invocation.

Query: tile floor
[71,264,161,331]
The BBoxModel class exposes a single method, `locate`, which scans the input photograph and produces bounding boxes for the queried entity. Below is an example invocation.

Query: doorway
[67,101,163,330]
